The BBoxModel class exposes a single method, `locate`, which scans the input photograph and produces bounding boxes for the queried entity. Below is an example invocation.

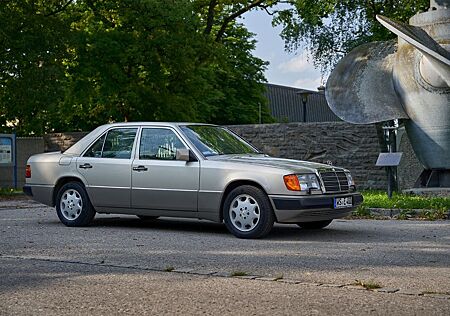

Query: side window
[83,134,106,158]
[102,128,137,159]
[139,128,186,160]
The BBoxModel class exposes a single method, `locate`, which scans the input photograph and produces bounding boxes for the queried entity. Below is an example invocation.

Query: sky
[240,9,324,91]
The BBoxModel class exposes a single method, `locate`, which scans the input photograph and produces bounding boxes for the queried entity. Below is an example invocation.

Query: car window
[139,128,186,160]
[180,125,258,157]
[101,128,137,159]
[83,134,106,158]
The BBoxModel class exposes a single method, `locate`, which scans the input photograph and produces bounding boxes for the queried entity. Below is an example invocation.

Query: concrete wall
[0,137,45,189]
[2,123,423,190]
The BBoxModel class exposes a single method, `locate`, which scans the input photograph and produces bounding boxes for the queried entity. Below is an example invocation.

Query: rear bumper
[23,185,33,197]
[269,192,363,223]
[22,184,54,206]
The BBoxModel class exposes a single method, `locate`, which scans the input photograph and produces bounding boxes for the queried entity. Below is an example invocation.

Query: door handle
[132,165,148,172]
[79,163,93,169]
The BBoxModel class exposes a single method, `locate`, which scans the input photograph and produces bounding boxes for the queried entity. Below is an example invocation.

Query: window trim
[136,126,190,161]
[81,127,139,160]
[178,125,260,159]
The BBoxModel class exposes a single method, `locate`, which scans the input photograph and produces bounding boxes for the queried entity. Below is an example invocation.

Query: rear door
[131,127,199,212]
[76,127,138,209]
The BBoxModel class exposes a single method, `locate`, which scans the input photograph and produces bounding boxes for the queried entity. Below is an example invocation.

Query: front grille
[319,170,349,193]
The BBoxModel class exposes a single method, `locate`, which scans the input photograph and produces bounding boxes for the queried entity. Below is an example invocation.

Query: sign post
[0,134,17,189]
[376,152,403,198]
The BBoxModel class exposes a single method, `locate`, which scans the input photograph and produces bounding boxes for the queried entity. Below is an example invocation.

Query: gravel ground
[0,199,449,315]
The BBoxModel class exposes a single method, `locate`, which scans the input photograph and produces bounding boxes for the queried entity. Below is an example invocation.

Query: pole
[259,103,262,124]
[13,133,17,189]
[302,100,307,122]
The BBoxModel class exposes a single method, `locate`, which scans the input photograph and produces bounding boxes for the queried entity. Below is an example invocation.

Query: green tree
[1,0,274,135]
[273,0,429,72]
[0,0,73,135]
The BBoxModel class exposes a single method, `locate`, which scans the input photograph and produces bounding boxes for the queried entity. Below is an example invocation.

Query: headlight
[283,174,321,192]
[345,172,355,187]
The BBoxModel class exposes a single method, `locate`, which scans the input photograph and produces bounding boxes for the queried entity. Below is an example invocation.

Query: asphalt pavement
[0,198,449,315]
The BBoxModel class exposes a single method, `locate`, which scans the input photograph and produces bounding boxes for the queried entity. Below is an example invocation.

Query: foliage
[0,0,273,136]
[352,205,374,218]
[359,190,449,220]
[1,0,431,134]
[273,0,430,72]
[362,190,450,211]
[0,188,24,199]
[0,0,71,135]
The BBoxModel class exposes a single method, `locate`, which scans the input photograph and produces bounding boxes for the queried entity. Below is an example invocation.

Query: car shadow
[85,215,361,241]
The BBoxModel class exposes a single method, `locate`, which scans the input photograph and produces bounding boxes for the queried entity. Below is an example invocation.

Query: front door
[77,127,138,209]
[131,127,199,211]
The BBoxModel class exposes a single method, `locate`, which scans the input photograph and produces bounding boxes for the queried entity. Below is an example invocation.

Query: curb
[354,208,450,220]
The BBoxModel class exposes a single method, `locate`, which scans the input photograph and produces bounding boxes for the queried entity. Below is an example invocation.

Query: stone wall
[8,122,424,190]
[228,122,387,190]
[44,132,88,152]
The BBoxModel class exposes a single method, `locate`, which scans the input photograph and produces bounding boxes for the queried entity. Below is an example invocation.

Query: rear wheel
[223,185,274,239]
[297,220,332,229]
[56,182,96,227]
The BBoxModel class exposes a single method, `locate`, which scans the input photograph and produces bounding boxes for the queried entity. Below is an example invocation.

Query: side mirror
[176,148,190,161]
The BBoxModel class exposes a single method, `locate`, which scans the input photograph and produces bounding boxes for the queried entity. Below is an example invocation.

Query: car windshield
[180,125,259,157]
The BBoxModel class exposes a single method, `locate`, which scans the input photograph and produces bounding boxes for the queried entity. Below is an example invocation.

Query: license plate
[334,197,353,209]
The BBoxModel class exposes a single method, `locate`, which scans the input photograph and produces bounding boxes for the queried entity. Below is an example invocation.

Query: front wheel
[223,185,274,239]
[56,182,96,227]
[297,220,333,230]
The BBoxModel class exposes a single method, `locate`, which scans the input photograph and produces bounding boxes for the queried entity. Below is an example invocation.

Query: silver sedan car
[24,122,363,238]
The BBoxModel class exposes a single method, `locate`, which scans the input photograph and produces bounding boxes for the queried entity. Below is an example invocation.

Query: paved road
[1,199,449,315]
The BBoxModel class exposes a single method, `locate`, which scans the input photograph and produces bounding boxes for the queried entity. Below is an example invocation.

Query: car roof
[63,122,220,156]
[98,122,218,128]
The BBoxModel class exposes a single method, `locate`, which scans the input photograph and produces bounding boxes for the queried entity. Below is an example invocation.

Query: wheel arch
[219,180,269,223]
[53,176,86,206]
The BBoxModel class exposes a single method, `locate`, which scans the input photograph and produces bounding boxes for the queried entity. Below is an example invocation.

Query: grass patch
[359,190,449,220]
[0,188,24,199]
[0,188,22,195]
[352,205,374,219]
[164,266,175,272]
[362,190,450,210]
[354,279,382,290]
[231,271,248,277]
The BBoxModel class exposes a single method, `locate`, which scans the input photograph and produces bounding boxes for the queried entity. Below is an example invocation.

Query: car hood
[207,154,345,173]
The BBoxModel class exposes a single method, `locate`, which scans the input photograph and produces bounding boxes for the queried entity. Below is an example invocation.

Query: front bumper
[269,192,363,223]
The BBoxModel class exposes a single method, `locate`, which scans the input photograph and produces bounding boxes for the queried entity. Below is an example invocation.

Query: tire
[137,215,159,220]
[297,220,333,230]
[56,182,96,227]
[223,185,274,239]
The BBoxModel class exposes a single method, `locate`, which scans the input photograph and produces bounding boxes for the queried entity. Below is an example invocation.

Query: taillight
[25,165,31,178]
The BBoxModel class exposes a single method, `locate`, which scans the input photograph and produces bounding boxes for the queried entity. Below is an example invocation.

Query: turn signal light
[283,174,301,191]
[25,165,31,178]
